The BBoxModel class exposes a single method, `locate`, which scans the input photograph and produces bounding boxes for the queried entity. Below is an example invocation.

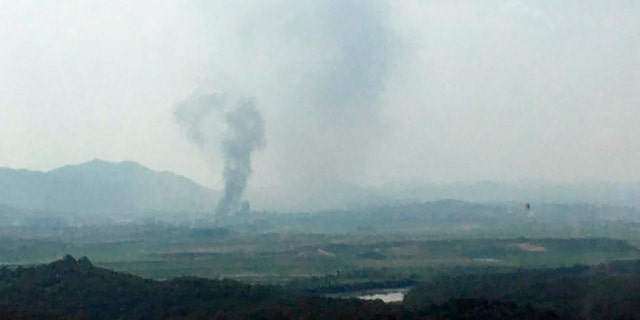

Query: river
[328,287,411,303]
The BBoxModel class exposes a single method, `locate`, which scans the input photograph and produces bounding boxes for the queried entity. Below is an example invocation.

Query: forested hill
[405,260,640,320]
[10,256,640,319]
[0,256,559,320]
[0,159,216,215]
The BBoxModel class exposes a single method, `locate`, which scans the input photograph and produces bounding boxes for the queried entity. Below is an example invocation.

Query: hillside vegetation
[405,260,640,319]
[0,256,564,320]
[4,256,640,319]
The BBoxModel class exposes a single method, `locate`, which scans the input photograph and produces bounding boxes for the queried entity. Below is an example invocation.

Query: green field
[3,201,640,293]
[3,223,640,292]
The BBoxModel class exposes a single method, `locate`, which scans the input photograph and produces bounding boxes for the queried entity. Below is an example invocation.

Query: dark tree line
[0,255,572,319]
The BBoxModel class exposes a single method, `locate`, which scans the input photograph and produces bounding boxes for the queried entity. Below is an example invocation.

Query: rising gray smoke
[174,93,265,218]
[173,94,221,149]
[174,0,395,210]
[214,101,265,217]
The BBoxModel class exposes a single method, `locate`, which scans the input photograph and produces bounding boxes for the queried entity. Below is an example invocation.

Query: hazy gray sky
[1,0,639,195]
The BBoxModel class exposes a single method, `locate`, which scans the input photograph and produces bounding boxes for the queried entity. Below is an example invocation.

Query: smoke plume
[174,93,265,218]
[174,0,396,210]
[173,94,221,149]
[215,101,265,217]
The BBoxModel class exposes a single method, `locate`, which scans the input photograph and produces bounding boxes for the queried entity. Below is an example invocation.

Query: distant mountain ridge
[2,159,639,220]
[0,159,217,216]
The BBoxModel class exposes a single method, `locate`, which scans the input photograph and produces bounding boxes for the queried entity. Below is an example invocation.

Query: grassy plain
[3,225,640,293]
[3,201,640,292]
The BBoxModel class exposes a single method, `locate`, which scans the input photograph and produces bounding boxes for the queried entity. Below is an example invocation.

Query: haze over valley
[1,1,640,319]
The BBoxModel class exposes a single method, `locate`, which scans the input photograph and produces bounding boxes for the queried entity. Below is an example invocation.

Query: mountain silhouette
[0,159,216,216]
